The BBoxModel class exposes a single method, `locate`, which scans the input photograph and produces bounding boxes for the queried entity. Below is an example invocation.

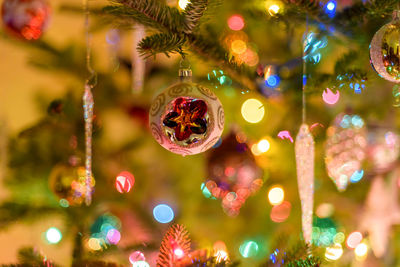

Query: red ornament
[1,0,50,40]
[115,171,135,193]
[163,97,208,142]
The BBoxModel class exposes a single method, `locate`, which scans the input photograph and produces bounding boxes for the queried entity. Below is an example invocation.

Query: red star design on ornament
[163,98,208,141]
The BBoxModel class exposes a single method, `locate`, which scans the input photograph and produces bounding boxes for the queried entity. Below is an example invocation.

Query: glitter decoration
[206,130,263,216]
[83,85,94,205]
[360,171,400,258]
[149,70,224,156]
[1,0,50,40]
[325,113,367,191]
[295,124,314,244]
[370,11,400,83]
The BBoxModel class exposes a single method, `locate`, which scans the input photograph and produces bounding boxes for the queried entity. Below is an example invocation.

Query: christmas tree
[0,0,400,266]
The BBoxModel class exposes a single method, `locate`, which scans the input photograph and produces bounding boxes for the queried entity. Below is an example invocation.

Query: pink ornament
[115,171,135,193]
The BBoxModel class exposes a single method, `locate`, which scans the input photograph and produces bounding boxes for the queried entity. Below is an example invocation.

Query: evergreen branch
[183,0,208,34]
[109,0,184,33]
[157,224,191,267]
[17,247,59,267]
[138,33,187,57]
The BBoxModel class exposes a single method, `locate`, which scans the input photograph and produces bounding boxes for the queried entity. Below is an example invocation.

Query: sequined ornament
[367,128,400,173]
[149,70,224,156]
[295,124,314,244]
[370,11,400,83]
[206,130,263,216]
[49,164,95,206]
[360,170,400,258]
[325,113,367,191]
[1,0,50,40]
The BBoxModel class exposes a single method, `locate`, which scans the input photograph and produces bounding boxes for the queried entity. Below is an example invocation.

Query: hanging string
[83,0,96,206]
[132,24,145,93]
[302,16,309,124]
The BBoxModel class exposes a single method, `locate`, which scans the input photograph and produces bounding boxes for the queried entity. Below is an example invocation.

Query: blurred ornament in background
[49,164,95,206]
[370,11,400,83]
[126,105,149,127]
[367,127,400,173]
[206,130,263,216]
[360,171,400,258]
[325,113,367,191]
[149,71,224,156]
[115,171,135,193]
[1,0,50,40]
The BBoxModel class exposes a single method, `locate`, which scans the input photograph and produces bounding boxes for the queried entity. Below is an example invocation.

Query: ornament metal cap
[179,68,192,82]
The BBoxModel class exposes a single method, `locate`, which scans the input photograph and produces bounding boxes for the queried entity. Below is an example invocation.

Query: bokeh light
[106,228,121,245]
[115,171,135,193]
[270,201,291,222]
[178,0,190,9]
[350,170,364,183]
[132,261,150,267]
[231,40,247,54]
[268,186,284,205]
[265,1,283,16]
[322,88,340,105]
[277,130,293,143]
[174,248,184,259]
[153,204,174,223]
[257,139,270,153]
[129,251,146,264]
[346,231,363,249]
[239,240,259,258]
[241,98,265,123]
[45,227,62,244]
[333,232,345,244]
[316,203,334,218]
[355,242,368,260]
[88,237,102,251]
[325,243,343,261]
[312,217,337,247]
[228,15,245,31]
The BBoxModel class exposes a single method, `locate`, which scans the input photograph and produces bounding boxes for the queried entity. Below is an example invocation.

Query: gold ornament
[49,164,95,206]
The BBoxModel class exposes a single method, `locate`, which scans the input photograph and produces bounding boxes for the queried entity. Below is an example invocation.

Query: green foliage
[138,32,186,57]
[183,0,209,34]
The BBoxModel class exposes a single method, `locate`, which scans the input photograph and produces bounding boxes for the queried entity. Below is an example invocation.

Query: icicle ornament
[83,84,94,205]
[295,124,315,244]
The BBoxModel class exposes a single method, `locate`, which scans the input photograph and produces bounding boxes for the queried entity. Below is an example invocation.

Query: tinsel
[295,124,315,244]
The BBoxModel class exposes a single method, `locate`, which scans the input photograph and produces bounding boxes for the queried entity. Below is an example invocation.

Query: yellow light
[268,4,280,15]
[178,0,190,9]
[268,186,284,205]
[325,243,343,261]
[251,144,262,156]
[88,238,102,251]
[355,243,368,260]
[257,139,270,153]
[214,250,229,263]
[231,40,247,54]
[241,98,265,123]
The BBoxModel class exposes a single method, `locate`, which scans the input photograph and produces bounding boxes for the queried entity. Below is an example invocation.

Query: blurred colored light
[178,0,190,9]
[132,261,150,267]
[265,75,280,88]
[106,229,121,244]
[239,240,259,258]
[346,231,363,249]
[129,251,146,264]
[333,232,345,244]
[241,98,265,123]
[231,40,247,54]
[213,241,227,251]
[268,186,284,205]
[355,243,368,259]
[228,15,245,31]
[325,243,343,261]
[270,201,291,222]
[350,170,364,183]
[214,250,229,263]
[174,248,184,259]
[316,203,334,218]
[326,1,335,11]
[201,182,215,199]
[257,139,270,153]
[322,88,340,105]
[45,227,62,244]
[115,171,135,193]
[153,204,174,223]
[251,143,262,156]
[277,130,293,143]
[88,237,102,251]
[268,4,280,15]
[59,199,69,208]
